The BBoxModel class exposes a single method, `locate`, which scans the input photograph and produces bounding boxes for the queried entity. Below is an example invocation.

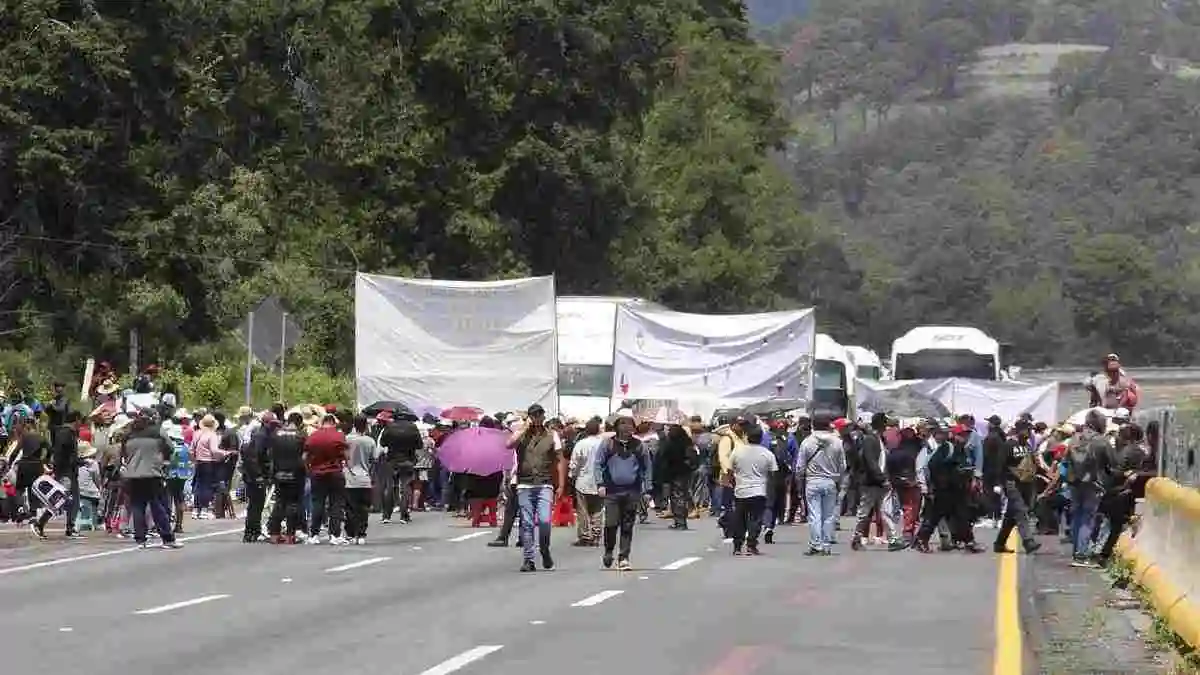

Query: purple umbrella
[437,427,514,476]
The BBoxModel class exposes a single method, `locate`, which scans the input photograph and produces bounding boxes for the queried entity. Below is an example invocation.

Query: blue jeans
[805,477,838,552]
[517,485,553,562]
[1069,484,1101,558]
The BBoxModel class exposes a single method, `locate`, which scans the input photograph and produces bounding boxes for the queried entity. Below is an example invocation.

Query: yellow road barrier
[1116,477,1200,649]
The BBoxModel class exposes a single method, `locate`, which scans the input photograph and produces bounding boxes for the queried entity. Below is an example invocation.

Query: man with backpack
[378,413,423,524]
[1067,409,1113,567]
[762,415,793,544]
[595,413,652,570]
[991,421,1042,555]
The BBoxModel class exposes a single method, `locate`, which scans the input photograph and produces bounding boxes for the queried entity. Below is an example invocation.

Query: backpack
[1012,443,1037,483]
[769,432,792,474]
[168,439,193,480]
[601,438,648,485]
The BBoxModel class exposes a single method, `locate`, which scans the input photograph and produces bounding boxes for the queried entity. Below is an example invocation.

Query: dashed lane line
[660,556,702,571]
[325,556,391,573]
[417,645,504,675]
[447,531,492,543]
[571,590,624,607]
[134,594,230,615]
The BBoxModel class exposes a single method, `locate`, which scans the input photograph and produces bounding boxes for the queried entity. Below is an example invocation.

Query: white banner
[611,305,816,403]
[354,273,558,413]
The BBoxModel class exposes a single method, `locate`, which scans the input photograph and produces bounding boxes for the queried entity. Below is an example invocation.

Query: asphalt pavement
[0,514,1005,675]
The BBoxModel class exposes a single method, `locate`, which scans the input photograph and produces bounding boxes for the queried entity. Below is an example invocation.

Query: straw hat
[96,378,119,395]
[199,414,218,429]
[236,405,254,419]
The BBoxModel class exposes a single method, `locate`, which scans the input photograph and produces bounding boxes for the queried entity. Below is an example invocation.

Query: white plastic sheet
[855,378,1060,424]
[354,273,558,414]
[611,305,816,403]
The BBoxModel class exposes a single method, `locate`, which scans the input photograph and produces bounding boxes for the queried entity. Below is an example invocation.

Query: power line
[10,234,359,275]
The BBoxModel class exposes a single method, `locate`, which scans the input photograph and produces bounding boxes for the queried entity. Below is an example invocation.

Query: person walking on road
[240,412,275,542]
[729,425,777,556]
[45,410,84,539]
[655,423,696,531]
[568,417,604,546]
[267,413,307,544]
[993,421,1042,555]
[508,404,566,572]
[305,414,349,545]
[596,414,652,570]
[1067,409,1112,567]
[797,415,846,556]
[851,413,904,552]
[345,414,382,545]
[378,412,422,525]
[120,414,183,550]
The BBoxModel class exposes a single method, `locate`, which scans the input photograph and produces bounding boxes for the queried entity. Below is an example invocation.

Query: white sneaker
[328,536,349,546]
[161,541,183,550]
[355,537,366,546]
[305,535,321,545]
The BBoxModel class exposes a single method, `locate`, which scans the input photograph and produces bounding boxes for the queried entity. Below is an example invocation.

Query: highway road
[0,513,1012,675]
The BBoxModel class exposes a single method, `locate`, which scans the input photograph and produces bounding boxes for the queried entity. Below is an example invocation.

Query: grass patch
[1113,555,1200,674]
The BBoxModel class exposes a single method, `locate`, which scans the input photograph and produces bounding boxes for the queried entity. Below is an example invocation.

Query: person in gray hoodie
[344,415,382,545]
[120,415,182,549]
[796,415,847,556]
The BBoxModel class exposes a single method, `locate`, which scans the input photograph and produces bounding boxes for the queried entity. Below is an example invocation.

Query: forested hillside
[1,0,820,388]
[765,0,1200,366]
[3,0,1200,400]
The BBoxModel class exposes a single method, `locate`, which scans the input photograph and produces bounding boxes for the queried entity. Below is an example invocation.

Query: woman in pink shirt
[191,414,229,519]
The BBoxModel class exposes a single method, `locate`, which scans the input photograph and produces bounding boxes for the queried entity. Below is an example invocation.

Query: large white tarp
[354,273,558,413]
[854,378,1059,424]
[611,305,816,403]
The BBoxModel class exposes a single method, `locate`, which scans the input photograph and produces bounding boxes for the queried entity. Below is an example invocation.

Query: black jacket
[856,431,888,487]
[268,424,306,483]
[379,421,422,468]
[241,426,274,485]
[50,424,79,477]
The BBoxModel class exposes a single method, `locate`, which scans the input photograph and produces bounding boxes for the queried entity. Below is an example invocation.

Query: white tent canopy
[610,305,816,406]
[855,377,1060,424]
[354,273,559,414]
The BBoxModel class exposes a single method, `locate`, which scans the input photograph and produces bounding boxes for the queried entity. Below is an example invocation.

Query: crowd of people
[0,351,1156,573]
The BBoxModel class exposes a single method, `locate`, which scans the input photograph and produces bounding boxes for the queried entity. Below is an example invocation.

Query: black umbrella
[741,398,808,416]
[857,388,950,419]
[362,400,418,420]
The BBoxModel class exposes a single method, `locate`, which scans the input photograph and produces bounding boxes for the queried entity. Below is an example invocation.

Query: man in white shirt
[729,425,778,556]
[568,418,605,546]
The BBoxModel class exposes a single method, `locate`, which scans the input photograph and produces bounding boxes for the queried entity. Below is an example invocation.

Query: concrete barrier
[1117,477,1200,649]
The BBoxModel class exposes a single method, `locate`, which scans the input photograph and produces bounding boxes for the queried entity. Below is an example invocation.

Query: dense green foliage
[4,0,1200,409]
[1,0,822,402]
[764,0,1200,366]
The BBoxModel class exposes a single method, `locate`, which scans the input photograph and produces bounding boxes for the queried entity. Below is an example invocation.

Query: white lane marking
[134,594,230,615]
[281,578,293,583]
[638,575,650,580]
[447,531,491,542]
[571,590,624,607]
[0,527,243,576]
[324,556,391,573]
[660,556,702,571]
[722,538,733,544]
[411,546,423,551]
[706,547,717,552]
[417,645,504,675]
[529,620,546,625]
[59,627,73,632]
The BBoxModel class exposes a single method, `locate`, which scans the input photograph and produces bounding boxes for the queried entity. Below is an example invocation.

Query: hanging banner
[611,305,816,403]
[354,273,558,413]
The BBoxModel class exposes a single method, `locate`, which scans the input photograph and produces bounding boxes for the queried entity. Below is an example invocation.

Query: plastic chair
[75,499,97,532]
[469,498,498,527]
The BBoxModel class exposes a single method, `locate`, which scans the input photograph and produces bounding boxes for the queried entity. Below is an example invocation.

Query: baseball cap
[832,417,851,430]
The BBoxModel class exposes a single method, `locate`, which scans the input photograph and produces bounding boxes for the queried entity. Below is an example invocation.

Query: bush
[0,349,352,411]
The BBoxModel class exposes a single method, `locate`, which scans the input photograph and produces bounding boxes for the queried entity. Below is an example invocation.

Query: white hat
[1114,407,1131,420]
[173,408,190,420]
[111,414,133,433]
